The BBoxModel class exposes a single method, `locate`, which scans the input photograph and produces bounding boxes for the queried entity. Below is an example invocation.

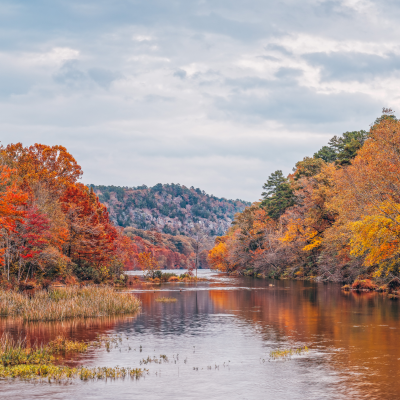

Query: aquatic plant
[0,335,53,367]
[155,297,177,302]
[47,336,88,353]
[0,286,141,321]
[0,364,147,381]
[269,346,309,360]
[0,333,90,367]
[0,332,147,381]
[140,355,169,365]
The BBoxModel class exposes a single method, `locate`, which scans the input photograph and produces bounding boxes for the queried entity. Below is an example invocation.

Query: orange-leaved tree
[137,251,160,279]
[0,165,28,279]
[328,115,400,278]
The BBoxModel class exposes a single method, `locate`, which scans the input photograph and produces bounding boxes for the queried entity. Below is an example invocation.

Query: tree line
[208,109,400,283]
[0,143,139,287]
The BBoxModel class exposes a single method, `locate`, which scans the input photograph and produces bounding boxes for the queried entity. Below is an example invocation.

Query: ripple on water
[0,270,398,400]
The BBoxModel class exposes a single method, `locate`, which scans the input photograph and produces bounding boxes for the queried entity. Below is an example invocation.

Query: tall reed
[0,286,141,321]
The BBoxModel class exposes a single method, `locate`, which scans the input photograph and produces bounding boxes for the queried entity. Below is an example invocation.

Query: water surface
[0,270,399,399]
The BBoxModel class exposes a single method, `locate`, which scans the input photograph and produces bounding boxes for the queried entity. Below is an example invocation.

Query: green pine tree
[261,170,295,219]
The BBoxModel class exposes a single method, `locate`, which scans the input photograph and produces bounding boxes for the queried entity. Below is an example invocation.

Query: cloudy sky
[0,0,397,201]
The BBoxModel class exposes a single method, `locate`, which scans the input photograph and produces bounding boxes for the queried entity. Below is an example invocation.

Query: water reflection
[0,271,398,399]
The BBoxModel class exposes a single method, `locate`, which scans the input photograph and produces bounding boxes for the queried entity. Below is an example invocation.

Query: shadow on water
[0,270,399,399]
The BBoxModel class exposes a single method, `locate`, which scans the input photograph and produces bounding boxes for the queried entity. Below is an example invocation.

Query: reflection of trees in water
[0,314,139,346]
[134,291,217,336]
[208,280,400,396]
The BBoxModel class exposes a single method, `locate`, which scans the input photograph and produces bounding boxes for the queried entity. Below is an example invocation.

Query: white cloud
[132,35,154,42]
[0,0,396,200]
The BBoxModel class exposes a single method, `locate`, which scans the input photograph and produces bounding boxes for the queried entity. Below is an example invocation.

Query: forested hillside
[209,109,400,284]
[123,227,210,270]
[90,183,249,237]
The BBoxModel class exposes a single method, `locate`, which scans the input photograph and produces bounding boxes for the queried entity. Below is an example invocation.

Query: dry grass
[0,286,141,321]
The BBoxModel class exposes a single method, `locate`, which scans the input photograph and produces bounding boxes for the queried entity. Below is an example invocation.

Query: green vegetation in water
[140,355,169,365]
[0,334,89,367]
[155,297,177,302]
[0,333,147,381]
[269,346,309,360]
[0,364,147,381]
[0,286,141,321]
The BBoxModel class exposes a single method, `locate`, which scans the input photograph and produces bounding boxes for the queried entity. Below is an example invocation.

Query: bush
[160,272,177,282]
[154,271,162,279]
[387,278,400,293]
[168,276,179,282]
[351,279,377,291]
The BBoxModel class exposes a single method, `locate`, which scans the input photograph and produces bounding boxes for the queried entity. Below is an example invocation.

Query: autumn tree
[1,143,82,196]
[137,251,160,279]
[208,237,231,272]
[327,114,400,279]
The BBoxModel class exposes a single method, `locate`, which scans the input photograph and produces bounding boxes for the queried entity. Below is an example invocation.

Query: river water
[0,269,399,399]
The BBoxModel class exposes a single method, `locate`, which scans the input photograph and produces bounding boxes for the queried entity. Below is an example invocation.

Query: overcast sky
[0,0,397,201]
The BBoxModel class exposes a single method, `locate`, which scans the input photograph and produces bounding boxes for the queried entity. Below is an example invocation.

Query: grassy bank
[0,286,141,321]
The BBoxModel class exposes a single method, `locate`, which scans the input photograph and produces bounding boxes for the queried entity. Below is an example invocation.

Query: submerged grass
[269,346,309,360]
[0,286,141,321]
[0,333,89,367]
[155,297,177,303]
[0,333,147,381]
[0,364,147,381]
[140,354,169,365]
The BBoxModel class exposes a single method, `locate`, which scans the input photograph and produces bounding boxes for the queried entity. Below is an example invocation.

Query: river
[0,269,399,399]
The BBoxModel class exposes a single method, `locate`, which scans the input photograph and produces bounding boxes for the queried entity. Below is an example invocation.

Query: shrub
[160,272,177,282]
[387,278,400,293]
[351,279,377,291]
[168,276,179,282]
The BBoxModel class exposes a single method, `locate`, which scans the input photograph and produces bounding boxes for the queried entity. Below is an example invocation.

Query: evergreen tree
[314,130,369,165]
[261,170,295,219]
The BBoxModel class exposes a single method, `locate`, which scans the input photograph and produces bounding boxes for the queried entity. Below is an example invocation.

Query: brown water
[0,270,399,399]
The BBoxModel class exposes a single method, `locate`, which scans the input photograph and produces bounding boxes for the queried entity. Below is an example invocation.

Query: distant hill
[89,183,250,237]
